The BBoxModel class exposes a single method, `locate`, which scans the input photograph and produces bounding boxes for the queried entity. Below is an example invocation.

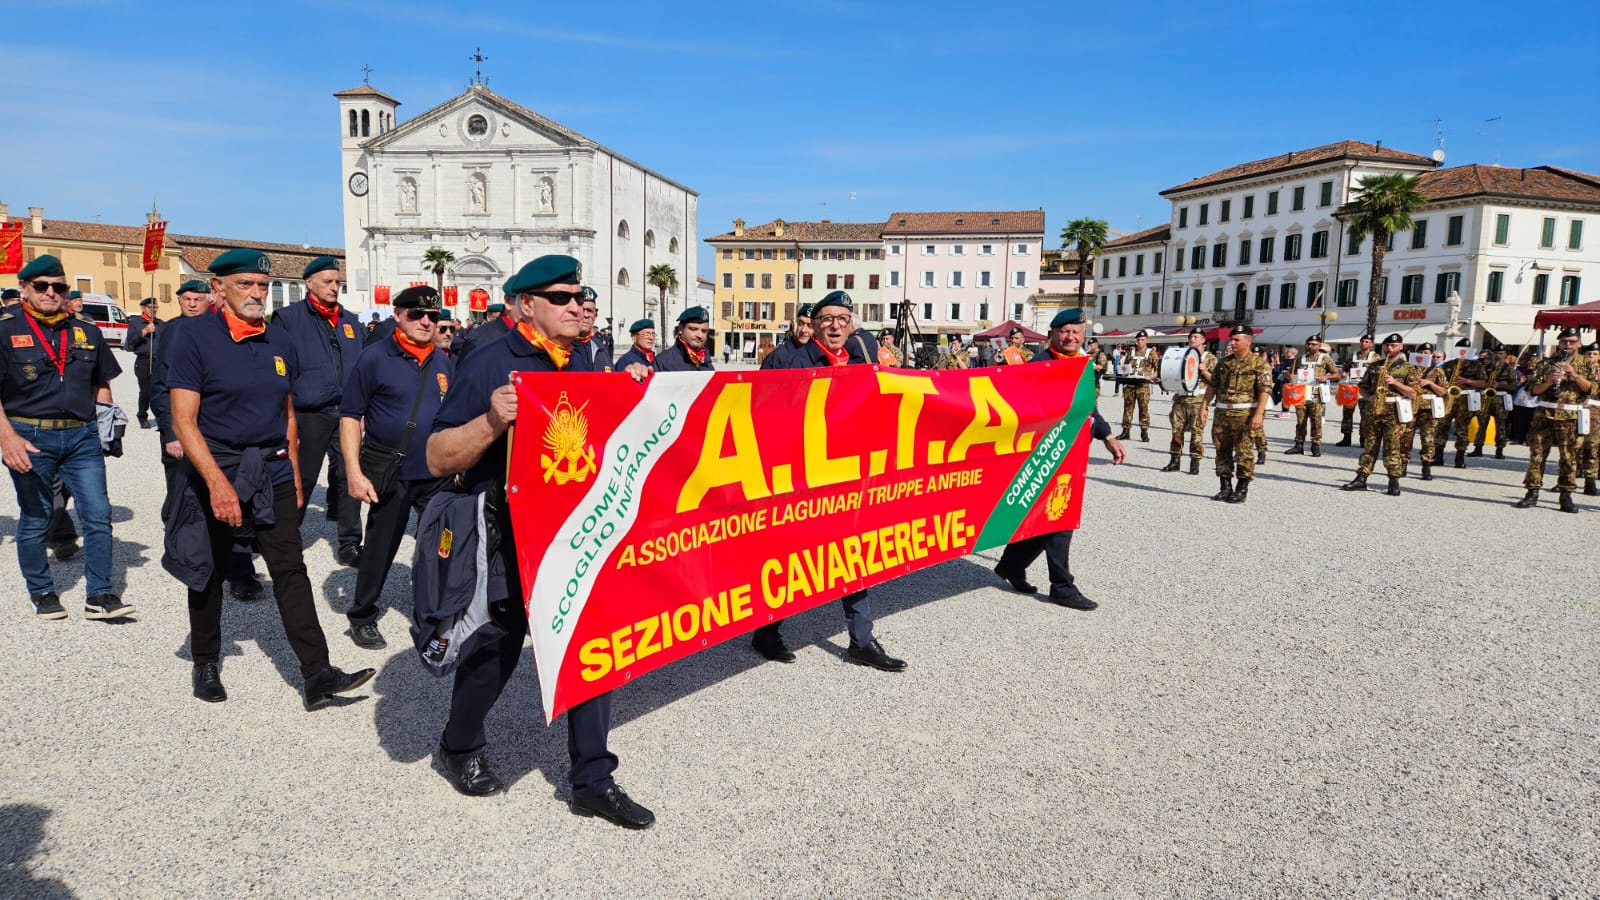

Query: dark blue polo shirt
[164,313,298,485]
[614,345,654,371]
[267,299,364,412]
[653,341,715,372]
[430,327,591,496]
[342,337,454,483]
[0,312,122,421]
[150,312,211,443]
[575,334,613,371]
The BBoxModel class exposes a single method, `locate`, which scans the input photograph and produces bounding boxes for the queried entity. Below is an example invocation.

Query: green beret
[1230,324,1253,337]
[176,279,210,295]
[629,318,654,334]
[504,254,582,296]
[68,291,82,301]
[18,255,65,280]
[676,306,710,325]
[1050,309,1083,328]
[796,303,814,320]
[486,301,505,314]
[813,290,852,314]
[302,256,340,279]
[208,248,273,277]
[438,308,454,321]
[393,285,440,309]
[139,297,158,308]
[1382,332,1404,344]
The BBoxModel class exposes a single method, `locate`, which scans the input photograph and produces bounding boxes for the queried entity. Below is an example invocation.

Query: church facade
[335,83,697,338]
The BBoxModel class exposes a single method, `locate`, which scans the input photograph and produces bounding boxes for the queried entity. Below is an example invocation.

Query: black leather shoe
[570,786,655,829]
[193,663,227,703]
[1385,477,1402,496]
[1559,491,1578,514]
[1139,428,1150,443]
[1116,429,1131,441]
[1341,476,1368,492]
[1468,447,1483,457]
[49,540,79,561]
[751,633,796,663]
[1211,478,1233,501]
[335,546,362,568]
[1256,450,1267,465]
[1285,442,1304,455]
[1454,450,1466,469]
[1159,456,1180,472]
[437,747,504,796]
[350,623,387,650]
[1335,436,1352,447]
[1049,591,1098,611]
[847,640,907,672]
[1226,480,1248,503]
[229,576,265,601]
[994,563,1037,594]
[1585,479,1599,497]
[1513,489,1538,509]
[1310,444,1321,457]
[1188,458,1200,475]
[303,666,376,709]
[1494,448,1505,460]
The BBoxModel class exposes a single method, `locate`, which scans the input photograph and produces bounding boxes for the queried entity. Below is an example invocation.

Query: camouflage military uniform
[1474,356,1516,454]
[1431,355,1484,460]
[1210,353,1272,480]
[1169,350,1217,461]
[1292,351,1339,447]
[1355,356,1422,478]
[1523,352,1600,492]
[1408,363,1448,473]
[1119,345,1161,436]
[1341,349,1381,443]
[1090,348,1108,396]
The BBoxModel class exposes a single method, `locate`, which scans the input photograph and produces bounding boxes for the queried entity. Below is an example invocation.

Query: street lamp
[1316,309,1338,342]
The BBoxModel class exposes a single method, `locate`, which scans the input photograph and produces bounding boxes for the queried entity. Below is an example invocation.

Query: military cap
[1229,324,1253,337]
[208,248,273,277]
[1558,326,1581,339]
[813,290,852,314]
[176,279,210,295]
[139,297,158,308]
[1135,329,1149,338]
[18,254,65,280]
[1086,337,1100,345]
[1191,327,1207,338]
[504,254,582,296]
[1050,308,1084,328]
[1491,342,1506,352]
[301,256,340,279]
[68,291,82,300]
[1360,333,1374,341]
[486,301,505,314]
[1584,342,1599,353]
[1381,332,1404,344]
[1454,338,1471,348]
[393,285,440,309]
[438,308,454,321]
[677,305,710,324]
[0,289,19,301]
[580,286,599,304]
[796,303,814,319]
[1305,334,1320,343]
[1418,342,1434,351]
[628,318,654,334]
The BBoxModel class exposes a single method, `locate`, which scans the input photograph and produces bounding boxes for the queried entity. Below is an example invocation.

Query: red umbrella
[972,321,1047,341]
[1532,299,1600,331]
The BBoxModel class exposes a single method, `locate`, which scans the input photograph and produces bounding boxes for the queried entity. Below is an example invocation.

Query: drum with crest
[1158,345,1202,395]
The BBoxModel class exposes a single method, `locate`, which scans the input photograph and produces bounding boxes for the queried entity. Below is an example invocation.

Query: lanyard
[24,314,70,379]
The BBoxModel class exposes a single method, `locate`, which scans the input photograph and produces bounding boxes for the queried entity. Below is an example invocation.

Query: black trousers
[187,480,330,680]
[349,476,443,626]
[48,477,77,543]
[162,451,256,582]
[294,408,362,553]
[751,590,874,648]
[998,530,1078,599]
[134,355,152,420]
[442,597,618,797]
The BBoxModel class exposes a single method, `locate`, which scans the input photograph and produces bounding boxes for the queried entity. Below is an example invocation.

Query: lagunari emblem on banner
[541,391,597,485]
[1044,474,1074,522]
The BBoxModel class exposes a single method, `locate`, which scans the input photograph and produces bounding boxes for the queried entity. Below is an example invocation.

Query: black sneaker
[85,594,135,620]
[31,592,67,620]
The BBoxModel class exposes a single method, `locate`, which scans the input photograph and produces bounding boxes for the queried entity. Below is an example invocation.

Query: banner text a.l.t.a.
[506,359,1096,721]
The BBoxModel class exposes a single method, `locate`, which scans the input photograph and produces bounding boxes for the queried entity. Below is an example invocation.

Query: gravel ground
[1,366,1596,897]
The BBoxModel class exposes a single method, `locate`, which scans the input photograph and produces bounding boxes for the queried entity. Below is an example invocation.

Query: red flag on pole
[141,221,167,272]
[374,285,391,305]
[443,286,458,306]
[0,222,22,275]
[468,288,489,312]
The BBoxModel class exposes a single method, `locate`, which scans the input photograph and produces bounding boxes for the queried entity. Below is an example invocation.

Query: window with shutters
[1531,273,1549,305]
[1540,218,1556,249]
[744,273,755,289]
[1242,196,1254,219]
[1191,288,1203,312]
[784,273,795,291]
[783,302,795,320]
[1238,239,1252,267]
[1494,214,1510,245]
[1292,186,1305,211]
[1486,270,1504,302]
[1192,245,1205,269]
[1559,275,1581,305]
[1319,181,1333,207]
[844,274,855,290]
[1434,271,1459,303]
[1569,220,1584,250]
[1199,203,1210,225]
[1267,191,1279,215]
[1220,199,1231,222]
[1259,236,1275,264]
[1135,254,1145,276]
[1400,274,1424,304]
[1279,283,1296,309]
[721,301,734,318]
[722,273,732,288]
[760,273,772,290]
[803,274,813,289]
[1254,284,1270,310]
[1310,230,1329,258]
[1410,220,1428,249]
[1211,244,1226,268]
[869,274,880,290]
[1336,279,1359,307]
[1178,207,1189,228]
[1284,233,1302,261]
[826,274,837,289]
[105,281,118,300]
[1446,216,1464,246]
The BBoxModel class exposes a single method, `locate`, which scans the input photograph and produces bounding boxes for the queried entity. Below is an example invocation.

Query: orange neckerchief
[576,332,593,344]
[683,343,708,366]
[21,304,69,328]
[516,321,570,370]
[499,313,515,330]
[221,305,266,342]
[307,295,340,328]
[1047,344,1081,360]
[641,349,655,364]
[813,339,848,367]
[393,327,434,365]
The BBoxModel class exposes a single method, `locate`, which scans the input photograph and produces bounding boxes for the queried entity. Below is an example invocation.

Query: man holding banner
[426,255,656,828]
[994,308,1123,609]
[614,318,656,371]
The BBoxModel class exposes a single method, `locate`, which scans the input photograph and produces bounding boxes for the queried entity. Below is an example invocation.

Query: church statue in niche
[537,176,555,214]
[399,177,418,213]
[469,173,487,213]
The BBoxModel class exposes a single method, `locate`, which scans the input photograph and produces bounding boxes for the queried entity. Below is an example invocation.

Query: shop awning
[1532,299,1600,331]
[1475,321,1542,352]
[1321,324,1379,345]
[1253,325,1305,345]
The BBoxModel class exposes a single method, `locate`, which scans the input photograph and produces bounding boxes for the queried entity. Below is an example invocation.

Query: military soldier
[1117,330,1161,442]
[574,287,613,371]
[269,256,366,567]
[122,296,161,429]
[877,329,906,366]
[1285,334,1340,457]
[1580,342,1600,496]
[654,306,715,371]
[337,286,454,650]
[613,319,657,371]
[761,304,813,370]
[1340,333,1422,496]
[1408,343,1447,481]
[1513,327,1598,513]
[1087,338,1107,396]
[1336,333,1381,447]
[163,249,375,705]
[427,254,655,827]
[0,255,131,621]
[455,299,517,363]
[1431,338,1485,469]
[1201,324,1271,503]
[1000,327,1029,365]
[1471,343,1517,459]
[1161,328,1215,475]
[994,308,1125,608]
[748,290,906,671]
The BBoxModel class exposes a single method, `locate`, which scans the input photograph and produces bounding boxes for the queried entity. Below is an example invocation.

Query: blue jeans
[7,421,114,596]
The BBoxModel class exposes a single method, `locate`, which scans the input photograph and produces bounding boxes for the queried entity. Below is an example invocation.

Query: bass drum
[1159,345,1201,394]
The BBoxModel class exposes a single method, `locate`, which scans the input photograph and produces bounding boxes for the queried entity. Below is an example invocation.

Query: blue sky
[5,0,1597,276]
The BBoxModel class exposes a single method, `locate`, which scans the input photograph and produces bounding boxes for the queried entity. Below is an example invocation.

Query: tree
[647,264,678,326]
[1339,173,1428,337]
[1058,218,1110,316]
[422,247,456,294]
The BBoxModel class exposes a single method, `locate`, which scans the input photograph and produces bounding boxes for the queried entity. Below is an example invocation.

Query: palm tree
[647,264,678,325]
[422,247,456,294]
[1339,174,1428,337]
[1058,218,1109,315]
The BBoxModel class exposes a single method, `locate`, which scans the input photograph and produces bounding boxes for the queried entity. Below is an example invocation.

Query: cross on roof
[469,48,489,86]
[361,63,373,84]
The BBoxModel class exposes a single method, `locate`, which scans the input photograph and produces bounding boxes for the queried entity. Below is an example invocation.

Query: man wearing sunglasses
[433,309,457,354]
[0,255,130,621]
[613,318,656,371]
[269,256,365,568]
[654,306,715,371]
[339,286,454,650]
[427,254,655,828]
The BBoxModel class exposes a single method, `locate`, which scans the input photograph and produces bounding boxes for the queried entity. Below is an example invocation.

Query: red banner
[468,288,489,312]
[507,361,1096,721]
[0,222,21,275]
[410,281,429,288]
[141,221,167,273]
[373,285,391,305]
[443,286,458,306]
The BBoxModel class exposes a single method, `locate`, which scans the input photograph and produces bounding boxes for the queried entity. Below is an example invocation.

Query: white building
[334,83,697,342]
[1094,140,1600,352]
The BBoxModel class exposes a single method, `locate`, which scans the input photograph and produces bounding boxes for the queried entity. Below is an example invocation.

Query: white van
[75,294,131,347]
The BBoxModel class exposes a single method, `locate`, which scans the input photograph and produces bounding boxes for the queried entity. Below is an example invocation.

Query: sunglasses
[437,325,456,333]
[29,280,72,295]
[402,309,442,322]
[525,290,583,306]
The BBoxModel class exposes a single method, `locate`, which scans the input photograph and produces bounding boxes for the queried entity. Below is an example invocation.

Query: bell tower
[333,80,400,309]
